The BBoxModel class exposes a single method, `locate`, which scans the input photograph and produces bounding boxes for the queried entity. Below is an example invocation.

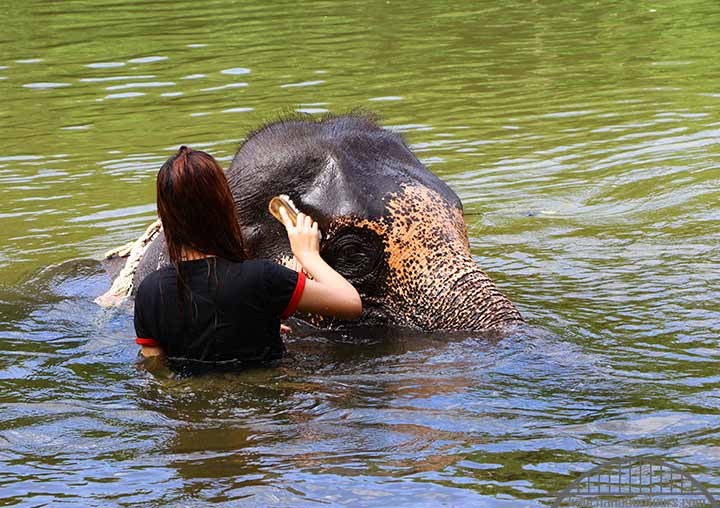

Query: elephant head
[223,114,523,331]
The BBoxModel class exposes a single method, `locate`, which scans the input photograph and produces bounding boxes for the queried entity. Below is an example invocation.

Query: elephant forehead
[302,153,439,223]
[302,155,373,218]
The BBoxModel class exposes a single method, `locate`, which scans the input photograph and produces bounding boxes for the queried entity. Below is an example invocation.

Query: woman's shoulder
[242,259,294,275]
[222,258,274,279]
[242,258,277,270]
[221,259,296,286]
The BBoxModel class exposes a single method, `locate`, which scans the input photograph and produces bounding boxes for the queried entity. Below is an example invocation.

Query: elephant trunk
[385,257,523,332]
[428,262,523,330]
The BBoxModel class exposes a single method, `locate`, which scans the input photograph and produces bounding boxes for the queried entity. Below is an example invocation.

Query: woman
[134,146,362,371]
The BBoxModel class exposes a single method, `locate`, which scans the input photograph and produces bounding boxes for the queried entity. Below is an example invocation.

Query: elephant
[101,114,523,332]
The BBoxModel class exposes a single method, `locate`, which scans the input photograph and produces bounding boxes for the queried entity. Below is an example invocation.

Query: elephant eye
[321,227,386,281]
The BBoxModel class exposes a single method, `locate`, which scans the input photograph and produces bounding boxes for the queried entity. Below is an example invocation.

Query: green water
[1,1,719,506]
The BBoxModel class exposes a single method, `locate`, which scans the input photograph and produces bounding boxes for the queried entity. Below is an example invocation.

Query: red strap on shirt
[281,272,306,319]
[136,337,160,347]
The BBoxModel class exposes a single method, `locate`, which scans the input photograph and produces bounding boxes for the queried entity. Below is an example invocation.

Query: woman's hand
[278,207,321,265]
[140,345,163,357]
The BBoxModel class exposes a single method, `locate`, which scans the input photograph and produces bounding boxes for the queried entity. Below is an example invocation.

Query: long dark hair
[157,146,247,264]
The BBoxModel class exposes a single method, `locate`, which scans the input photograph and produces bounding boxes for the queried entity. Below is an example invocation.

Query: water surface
[1,0,719,506]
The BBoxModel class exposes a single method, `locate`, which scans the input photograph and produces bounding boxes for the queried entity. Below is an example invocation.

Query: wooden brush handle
[268,196,298,227]
[268,195,323,240]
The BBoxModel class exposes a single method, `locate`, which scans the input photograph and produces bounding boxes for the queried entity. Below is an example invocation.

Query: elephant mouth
[357,297,392,327]
[293,295,392,331]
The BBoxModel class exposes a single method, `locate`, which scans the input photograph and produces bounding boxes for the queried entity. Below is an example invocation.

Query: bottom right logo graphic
[552,457,718,508]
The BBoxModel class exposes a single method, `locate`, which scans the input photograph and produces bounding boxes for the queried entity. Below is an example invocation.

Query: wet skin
[132,114,523,331]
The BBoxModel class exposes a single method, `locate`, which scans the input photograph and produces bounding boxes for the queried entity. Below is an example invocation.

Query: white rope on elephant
[95,219,162,308]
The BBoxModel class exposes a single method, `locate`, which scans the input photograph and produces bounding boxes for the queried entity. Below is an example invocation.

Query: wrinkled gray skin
[130,115,523,331]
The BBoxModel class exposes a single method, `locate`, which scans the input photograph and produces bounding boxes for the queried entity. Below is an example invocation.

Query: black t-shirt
[133,257,305,370]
